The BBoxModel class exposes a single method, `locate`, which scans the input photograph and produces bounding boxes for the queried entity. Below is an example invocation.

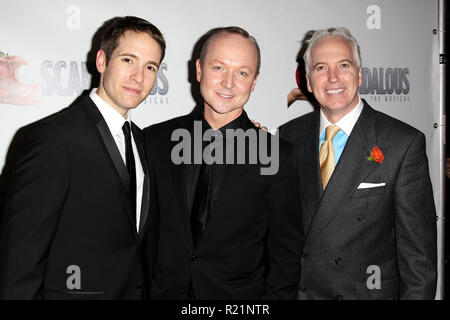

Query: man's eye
[240,71,248,77]
[341,63,350,68]
[122,58,132,63]
[316,65,325,71]
[147,65,157,72]
[213,65,222,71]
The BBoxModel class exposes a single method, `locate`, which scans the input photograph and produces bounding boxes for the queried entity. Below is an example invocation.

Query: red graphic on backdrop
[0,51,40,105]
[296,65,302,89]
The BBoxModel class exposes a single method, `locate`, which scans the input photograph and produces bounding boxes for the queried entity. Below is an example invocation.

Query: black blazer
[0,96,152,299]
[279,100,437,299]
[144,111,303,300]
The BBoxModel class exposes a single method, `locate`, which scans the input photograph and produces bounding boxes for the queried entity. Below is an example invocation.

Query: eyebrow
[313,58,353,70]
[119,53,160,68]
[339,58,353,64]
[210,59,254,72]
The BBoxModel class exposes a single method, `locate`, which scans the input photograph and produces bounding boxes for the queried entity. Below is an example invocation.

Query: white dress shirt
[90,88,144,231]
[319,96,364,137]
[318,97,364,165]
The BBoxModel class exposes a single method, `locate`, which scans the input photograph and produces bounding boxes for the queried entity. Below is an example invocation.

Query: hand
[251,119,268,131]
[287,88,307,107]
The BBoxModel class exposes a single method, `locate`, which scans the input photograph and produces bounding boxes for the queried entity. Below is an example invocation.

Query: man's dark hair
[100,16,166,64]
[199,26,261,77]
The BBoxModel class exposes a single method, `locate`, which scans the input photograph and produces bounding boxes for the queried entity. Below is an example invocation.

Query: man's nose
[131,67,144,83]
[221,71,234,89]
[328,67,338,83]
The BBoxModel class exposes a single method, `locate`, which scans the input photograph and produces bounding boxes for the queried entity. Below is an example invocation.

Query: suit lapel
[183,117,201,215]
[200,115,253,236]
[131,123,150,238]
[168,113,201,249]
[306,103,378,245]
[180,163,200,222]
[80,104,131,209]
[96,121,131,198]
[296,112,323,233]
[82,98,137,238]
[209,114,255,209]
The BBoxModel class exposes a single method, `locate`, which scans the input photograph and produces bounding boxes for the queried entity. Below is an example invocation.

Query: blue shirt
[319,129,348,166]
[318,98,364,166]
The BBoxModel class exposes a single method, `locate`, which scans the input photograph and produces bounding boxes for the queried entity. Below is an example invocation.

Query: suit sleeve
[0,123,69,299]
[394,131,437,299]
[265,146,303,299]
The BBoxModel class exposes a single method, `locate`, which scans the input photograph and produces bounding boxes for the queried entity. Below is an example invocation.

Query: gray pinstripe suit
[279,100,437,299]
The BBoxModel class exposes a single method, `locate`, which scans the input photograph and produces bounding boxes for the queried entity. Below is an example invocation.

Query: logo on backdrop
[0,52,169,105]
[41,60,91,97]
[0,51,40,105]
[41,60,169,104]
[143,62,169,105]
[359,67,410,103]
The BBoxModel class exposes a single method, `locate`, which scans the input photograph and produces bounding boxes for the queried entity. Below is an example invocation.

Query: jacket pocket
[351,185,385,199]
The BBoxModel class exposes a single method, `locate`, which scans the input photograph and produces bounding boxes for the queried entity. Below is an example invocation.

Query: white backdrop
[0,0,444,298]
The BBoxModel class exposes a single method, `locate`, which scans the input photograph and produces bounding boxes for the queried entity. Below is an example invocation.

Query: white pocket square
[357,182,386,189]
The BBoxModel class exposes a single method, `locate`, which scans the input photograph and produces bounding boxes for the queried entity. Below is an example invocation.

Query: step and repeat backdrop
[0,0,443,297]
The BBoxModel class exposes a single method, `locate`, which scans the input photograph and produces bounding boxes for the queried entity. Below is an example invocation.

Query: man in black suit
[279,27,437,299]
[0,16,165,299]
[144,27,303,300]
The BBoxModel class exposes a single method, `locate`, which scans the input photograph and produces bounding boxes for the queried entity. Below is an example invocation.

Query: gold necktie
[319,125,341,190]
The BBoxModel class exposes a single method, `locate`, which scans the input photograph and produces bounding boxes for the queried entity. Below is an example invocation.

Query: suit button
[302,253,307,258]
[335,257,342,265]
[181,287,187,294]
[191,256,199,263]
[337,295,343,300]
[299,286,306,292]
[136,282,142,289]
[357,215,365,222]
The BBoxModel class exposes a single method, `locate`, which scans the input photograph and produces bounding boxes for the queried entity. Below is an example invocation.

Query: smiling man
[196,31,258,128]
[144,27,302,300]
[279,27,437,299]
[0,16,165,299]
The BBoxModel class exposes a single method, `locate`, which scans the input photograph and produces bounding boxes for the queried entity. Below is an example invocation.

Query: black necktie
[122,121,136,226]
[190,161,213,247]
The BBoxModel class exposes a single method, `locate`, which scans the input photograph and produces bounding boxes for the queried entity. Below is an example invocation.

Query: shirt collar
[198,110,246,134]
[89,88,131,135]
[319,96,364,137]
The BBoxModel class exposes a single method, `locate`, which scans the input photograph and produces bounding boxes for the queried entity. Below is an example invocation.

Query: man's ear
[96,49,107,74]
[195,59,202,83]
[306,74,313,93]
[358,67,363,87]
[251,74,259,92]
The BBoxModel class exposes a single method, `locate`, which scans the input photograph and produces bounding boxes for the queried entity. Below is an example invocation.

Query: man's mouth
[123,86,142,95]
[325,88,345,95]
[217,92,233,99]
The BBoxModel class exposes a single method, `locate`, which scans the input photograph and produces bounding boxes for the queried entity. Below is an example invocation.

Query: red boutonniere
[367,146,384,164]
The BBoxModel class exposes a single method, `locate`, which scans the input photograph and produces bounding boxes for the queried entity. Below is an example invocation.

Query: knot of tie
[319,125,341,190]
[122,121,131,136]
[325,125,341,141]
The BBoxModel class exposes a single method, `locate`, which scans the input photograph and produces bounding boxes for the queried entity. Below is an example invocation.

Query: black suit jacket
[144,111,303,300]
[0,96,153,299]
[279,100,437,299]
